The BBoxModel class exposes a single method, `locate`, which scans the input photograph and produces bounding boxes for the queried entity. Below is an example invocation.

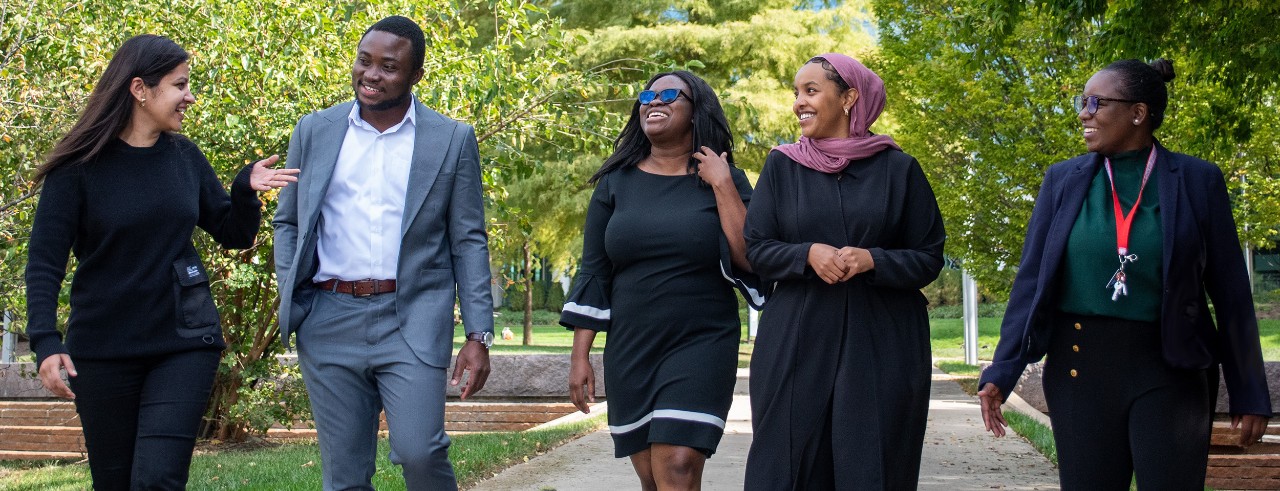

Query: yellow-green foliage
[0,0,616,440]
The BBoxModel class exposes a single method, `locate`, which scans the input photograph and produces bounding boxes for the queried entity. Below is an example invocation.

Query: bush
[504,278,566,312]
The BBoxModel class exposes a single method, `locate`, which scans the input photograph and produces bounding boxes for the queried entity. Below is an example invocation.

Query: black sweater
[26,134,261,367]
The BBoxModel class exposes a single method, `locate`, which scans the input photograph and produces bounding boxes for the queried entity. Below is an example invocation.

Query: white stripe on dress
[719,263,765,308]
[563,302,610,320]
[609,409,727,434]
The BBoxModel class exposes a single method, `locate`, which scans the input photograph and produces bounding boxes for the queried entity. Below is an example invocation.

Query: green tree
[566,0,880,168]
[488,156,598,343]
[974,0,1280,98]
[872,0,1280,295]
[1,0,616,440]
[476,1,880,333]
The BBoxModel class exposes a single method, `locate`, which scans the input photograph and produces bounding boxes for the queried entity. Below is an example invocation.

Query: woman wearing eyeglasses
[742,53,945,489]
[978,58,1271,489]
[560,70,762,489]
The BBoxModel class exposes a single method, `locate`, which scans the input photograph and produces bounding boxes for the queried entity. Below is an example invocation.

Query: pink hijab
[774,53,900,173]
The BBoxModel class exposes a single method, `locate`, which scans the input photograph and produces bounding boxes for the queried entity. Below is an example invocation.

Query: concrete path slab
[471,370,1059,490]
[918,374,1060,490]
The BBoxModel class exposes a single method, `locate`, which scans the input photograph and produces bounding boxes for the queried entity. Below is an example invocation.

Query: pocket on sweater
[172,258,221,341]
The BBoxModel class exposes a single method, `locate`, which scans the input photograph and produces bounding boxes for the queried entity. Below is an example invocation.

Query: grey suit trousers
[297,289,456,491]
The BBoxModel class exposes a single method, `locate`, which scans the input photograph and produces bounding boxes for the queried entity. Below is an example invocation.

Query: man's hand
[451,340,491,400]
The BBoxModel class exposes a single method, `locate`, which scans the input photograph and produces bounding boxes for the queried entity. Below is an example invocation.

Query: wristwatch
[466,331,494,349]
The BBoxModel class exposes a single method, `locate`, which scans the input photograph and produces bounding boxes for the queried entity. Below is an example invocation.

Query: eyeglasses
[1072,95,1141,115]
[638,88,689,105]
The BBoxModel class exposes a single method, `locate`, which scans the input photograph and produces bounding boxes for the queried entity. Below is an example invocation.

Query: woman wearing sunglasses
[978,58,1271,489]
[560,70,763,490]
[743,53,945,489]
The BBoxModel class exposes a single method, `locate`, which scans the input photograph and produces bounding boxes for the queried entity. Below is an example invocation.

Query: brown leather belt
[314,278,397,297]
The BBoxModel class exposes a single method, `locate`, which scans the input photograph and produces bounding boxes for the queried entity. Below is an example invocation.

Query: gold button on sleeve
[1074,322,1082,330]
[1072,345,1080,352]
[1070,369,1078,377]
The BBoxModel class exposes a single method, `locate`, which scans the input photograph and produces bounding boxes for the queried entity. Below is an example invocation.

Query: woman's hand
[38,354,76,400]
[248,155,300,191]
[569,327,599,414]
[568,357,596,414]
[1232,414,1270,447]
[978,383,1008,437]
[808,244,849,284]
[693,146,732,188]
[836,246,874,281]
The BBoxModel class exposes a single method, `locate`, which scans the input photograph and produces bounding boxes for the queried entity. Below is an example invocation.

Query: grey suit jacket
[273,100,494,368]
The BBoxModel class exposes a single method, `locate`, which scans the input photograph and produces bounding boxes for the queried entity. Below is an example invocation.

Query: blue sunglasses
[638,88,689,105]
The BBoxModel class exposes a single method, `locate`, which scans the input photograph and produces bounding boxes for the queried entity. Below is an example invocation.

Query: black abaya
[743,149,945,490]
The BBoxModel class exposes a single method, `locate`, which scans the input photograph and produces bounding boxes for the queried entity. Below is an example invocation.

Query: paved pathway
[472,369,1059,490]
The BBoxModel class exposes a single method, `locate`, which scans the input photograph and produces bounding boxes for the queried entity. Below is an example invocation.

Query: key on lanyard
[1106,253,1138,301]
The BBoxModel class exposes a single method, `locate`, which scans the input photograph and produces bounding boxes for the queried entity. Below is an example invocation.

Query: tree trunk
[523,240,534,345]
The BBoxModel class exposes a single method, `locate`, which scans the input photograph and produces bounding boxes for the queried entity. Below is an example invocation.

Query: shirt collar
[347,94,417,133]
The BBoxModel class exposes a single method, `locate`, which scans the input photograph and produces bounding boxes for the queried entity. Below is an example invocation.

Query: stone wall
[445,353,607,398]
[0,363,47,398]
[1,353,606,400]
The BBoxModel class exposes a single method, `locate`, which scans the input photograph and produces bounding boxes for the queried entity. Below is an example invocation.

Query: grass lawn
[479,309,757,367]
[0,415,605,490]
[929,316,1280,362]
[475,310,1280,366]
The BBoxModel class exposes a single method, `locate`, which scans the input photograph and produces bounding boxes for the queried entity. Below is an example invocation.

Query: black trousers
[1043,313,1215,491]
[69,349,220,490]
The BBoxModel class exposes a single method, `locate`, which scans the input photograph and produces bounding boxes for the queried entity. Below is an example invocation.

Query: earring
[843,107,850,116]
[140,98,147,107]
[1133,119,1140,125]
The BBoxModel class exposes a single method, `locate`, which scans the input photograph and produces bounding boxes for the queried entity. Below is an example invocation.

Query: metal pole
[962,272,979,366]
[1245,245,1254,293]
[1,310,13,364]
[1241,174,1253,292]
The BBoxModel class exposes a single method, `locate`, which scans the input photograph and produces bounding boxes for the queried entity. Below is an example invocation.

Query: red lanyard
[1103,147,1157,256]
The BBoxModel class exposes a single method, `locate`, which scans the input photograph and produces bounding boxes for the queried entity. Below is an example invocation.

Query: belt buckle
[352,279,375,297]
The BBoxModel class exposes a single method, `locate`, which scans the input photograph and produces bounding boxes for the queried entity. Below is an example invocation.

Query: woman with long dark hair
[978,58,1271,490]
[561,70,763,490]
[743,53,945,489]
[26,34,296,489]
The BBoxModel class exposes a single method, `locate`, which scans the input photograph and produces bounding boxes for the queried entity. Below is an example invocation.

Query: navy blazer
[980,143,1272,417]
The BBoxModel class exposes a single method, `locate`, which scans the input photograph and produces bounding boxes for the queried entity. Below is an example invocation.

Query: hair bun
[1150,58,1175,83]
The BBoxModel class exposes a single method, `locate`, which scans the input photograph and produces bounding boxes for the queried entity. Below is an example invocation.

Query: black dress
[743,150,945,490]
[560,165,762,458]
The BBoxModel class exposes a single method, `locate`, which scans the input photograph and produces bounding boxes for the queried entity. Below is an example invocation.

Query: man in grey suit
[273,15,494,490]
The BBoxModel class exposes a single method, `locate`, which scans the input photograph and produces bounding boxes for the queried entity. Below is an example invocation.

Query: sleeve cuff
[560,304,610,332]
[231,163,262,205]
[978,358,1025,402]
[31,336,68,370]
[718,233,768,309]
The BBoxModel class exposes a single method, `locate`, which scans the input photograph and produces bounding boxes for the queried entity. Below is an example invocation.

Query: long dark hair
[1103,58,1176,131]
[34,35,189,184]
[589,70,736,184]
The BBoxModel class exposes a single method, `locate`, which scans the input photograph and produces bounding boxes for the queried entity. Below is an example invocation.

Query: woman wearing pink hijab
[743,53,945,489]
